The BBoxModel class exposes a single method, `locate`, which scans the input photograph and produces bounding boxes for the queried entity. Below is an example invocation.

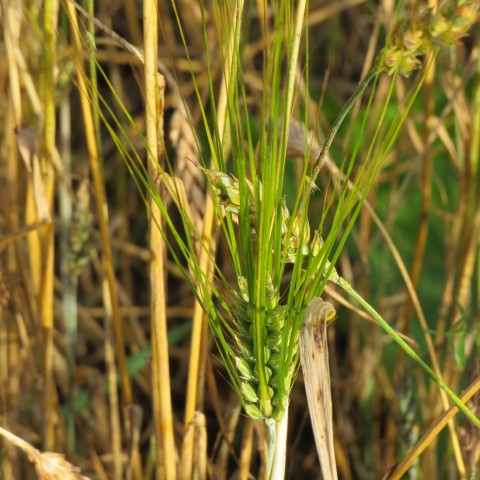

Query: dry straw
[39,0,480,477]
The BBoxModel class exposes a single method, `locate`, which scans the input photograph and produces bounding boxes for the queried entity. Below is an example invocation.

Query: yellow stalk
[40,0,57,451]
[181,195,215,480]
[123,0,143,46]
[396,13,466,471]
[102,281,123,480]
[143,0,177,478]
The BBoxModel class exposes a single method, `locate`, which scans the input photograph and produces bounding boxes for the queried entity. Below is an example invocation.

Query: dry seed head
[34,452,90,480]
[382,47,423,77]
[283,212,311,263]
[311,230,323,257]
[402,25,429,52]
[379,0,479,77]
[69,179,94,275]
[456,2,480,24]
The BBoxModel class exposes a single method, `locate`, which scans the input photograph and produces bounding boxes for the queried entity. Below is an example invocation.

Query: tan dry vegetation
[0,0,479,479]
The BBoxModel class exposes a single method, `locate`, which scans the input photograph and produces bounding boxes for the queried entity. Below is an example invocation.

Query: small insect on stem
[299,297,338,480]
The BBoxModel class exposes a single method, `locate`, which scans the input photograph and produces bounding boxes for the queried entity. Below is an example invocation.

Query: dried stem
[40,0,57,451]
[144,0,177,477]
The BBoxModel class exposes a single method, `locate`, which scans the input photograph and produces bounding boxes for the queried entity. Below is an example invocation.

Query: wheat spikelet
[232,274,294,420]
[205,168,316,265]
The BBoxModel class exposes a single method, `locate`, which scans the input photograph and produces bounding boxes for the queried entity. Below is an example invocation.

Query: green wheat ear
[206,166,336,420]
[206,168,313,263]
[232,273,295,420]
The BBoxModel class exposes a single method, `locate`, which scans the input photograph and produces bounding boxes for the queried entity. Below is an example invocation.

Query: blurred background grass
[0,0,479,479]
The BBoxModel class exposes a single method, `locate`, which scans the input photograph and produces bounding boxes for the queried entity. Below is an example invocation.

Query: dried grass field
[0,0,479,479]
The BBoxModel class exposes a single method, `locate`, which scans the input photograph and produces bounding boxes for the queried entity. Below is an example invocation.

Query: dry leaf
[299,297,338,480]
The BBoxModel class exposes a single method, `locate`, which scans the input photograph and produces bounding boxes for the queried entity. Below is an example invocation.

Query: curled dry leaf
[299,297,338,480]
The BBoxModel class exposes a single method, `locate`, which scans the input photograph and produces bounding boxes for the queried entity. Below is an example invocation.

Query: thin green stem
[336,277,480,428]
[311,69,378,185]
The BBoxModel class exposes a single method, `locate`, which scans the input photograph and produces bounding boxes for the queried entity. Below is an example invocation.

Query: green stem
[311,69,378,185]
[266,418,276,479]
[336,277,480,428]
